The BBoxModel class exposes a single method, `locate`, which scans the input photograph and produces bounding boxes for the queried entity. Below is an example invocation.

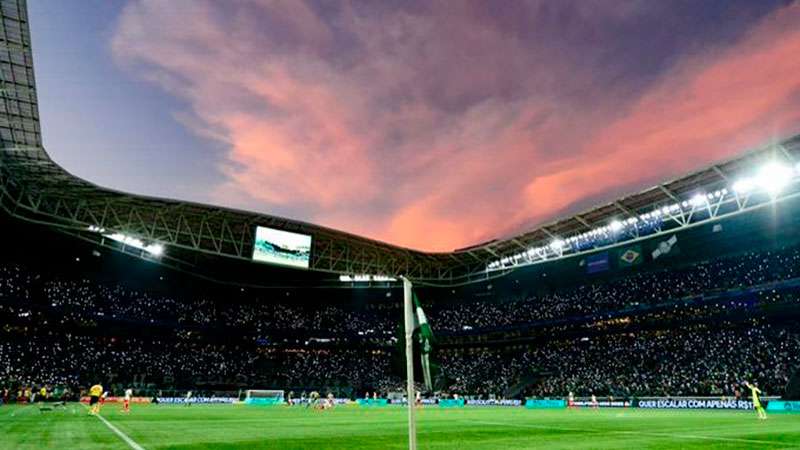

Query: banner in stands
[585,252,610,274]
[356,398,388,406]
[651,235,679,260]
[245,398,283,406]
[525,399,566,409]
[288,398,341,406]
[438,399,465,408]
[157,397,237,404]
[466,399,522,407]
[617,245,643,267]
[635,398,753,410]
[766,401,800,413]
[80,396,150,404]
[393,398,436,405]
[573,400,631,408]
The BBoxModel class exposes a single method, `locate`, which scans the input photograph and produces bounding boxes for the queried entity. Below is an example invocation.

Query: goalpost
[243,390,285,405]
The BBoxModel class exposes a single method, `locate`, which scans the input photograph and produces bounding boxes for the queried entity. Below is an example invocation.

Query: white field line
[81,403,146,450]
[466,419,788,447]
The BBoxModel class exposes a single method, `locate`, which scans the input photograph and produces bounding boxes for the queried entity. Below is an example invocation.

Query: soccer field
[2,404,800,449]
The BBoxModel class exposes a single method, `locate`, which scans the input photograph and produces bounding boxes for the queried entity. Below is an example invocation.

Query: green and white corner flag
[413,293,434,391]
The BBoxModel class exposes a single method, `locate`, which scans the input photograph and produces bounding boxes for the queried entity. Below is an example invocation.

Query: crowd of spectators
[2,244,800,399]
[438,322,800,398]
[431,247,800,332]
[4,245,800,338]
[0,332,392,397]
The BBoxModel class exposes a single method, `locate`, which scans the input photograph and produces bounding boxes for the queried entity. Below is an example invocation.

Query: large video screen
[252,226,312,269]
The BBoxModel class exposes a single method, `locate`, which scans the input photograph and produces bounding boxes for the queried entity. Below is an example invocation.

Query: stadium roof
[2,0,800,284]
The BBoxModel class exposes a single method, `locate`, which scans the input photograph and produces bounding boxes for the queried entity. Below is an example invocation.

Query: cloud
[111,0,800,251]
[519,3,800,228]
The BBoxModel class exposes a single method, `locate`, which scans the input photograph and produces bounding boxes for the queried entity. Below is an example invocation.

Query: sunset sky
[29,0,800,251]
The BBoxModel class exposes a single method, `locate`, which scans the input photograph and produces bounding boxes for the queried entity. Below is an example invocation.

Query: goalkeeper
[744,381,767,420]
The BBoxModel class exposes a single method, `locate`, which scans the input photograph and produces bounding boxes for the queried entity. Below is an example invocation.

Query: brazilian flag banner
[617,245,643,267]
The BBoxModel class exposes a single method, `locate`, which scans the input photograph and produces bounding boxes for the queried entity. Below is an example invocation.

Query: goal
[243,389,285,405]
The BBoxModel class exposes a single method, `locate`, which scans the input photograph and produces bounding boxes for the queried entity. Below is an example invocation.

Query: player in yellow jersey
[88,383,103,415]
[744,381,767,420]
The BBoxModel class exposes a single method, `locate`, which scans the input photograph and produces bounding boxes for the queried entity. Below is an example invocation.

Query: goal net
[243,390,285,405]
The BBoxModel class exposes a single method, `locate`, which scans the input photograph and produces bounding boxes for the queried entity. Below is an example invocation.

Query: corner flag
[413,293,434,391]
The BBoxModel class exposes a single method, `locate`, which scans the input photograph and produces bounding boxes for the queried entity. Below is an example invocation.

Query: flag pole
[402,276,417,450]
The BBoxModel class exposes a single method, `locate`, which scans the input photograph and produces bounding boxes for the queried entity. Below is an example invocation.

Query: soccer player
[744,381,767,420]
[307,391,320,409]
[326,392,335,409]
[185,390,193,407]
[122,388,133,413]
[590,393,599,410]
[568,391,576,410]
[286,391,294,406]
[88,383,103,415]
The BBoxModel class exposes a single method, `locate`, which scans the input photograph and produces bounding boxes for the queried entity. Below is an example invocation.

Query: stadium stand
[2,199,800,402]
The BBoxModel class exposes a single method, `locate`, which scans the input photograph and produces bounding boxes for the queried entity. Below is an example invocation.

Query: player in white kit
[122,388,133,413]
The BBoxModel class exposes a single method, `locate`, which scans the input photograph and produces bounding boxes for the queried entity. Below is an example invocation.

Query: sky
[28,0,800,252]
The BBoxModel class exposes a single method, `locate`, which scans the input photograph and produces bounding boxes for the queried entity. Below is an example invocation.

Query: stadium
[2,0,800,448]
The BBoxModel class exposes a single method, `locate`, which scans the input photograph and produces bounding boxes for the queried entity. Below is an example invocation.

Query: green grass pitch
[1,403,799,449]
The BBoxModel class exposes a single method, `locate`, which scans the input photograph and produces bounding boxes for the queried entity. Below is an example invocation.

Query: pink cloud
[111,1,800,251]
[519,4,800,228]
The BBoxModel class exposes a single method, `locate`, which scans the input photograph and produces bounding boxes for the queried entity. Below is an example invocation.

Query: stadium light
[690,194,707,207]
[105,232,164,257]
[754,162,793,195]
[733,178,753,194]
[550,239,565,251]
[610,220,623,232]
[339,274,397,283]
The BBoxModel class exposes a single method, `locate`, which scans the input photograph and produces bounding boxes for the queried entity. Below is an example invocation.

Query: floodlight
[147,244,164,256]
[690,194,707,207]
[733,178,753,194]
[550,239,564,250]
[754,162,792,195]
[610,220,623,232]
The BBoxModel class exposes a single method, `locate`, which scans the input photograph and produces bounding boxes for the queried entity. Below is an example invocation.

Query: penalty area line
[465,419,786,446]
[81,403,146,450]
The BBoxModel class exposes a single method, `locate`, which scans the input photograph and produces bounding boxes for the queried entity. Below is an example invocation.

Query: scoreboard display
[252,226,312,269]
